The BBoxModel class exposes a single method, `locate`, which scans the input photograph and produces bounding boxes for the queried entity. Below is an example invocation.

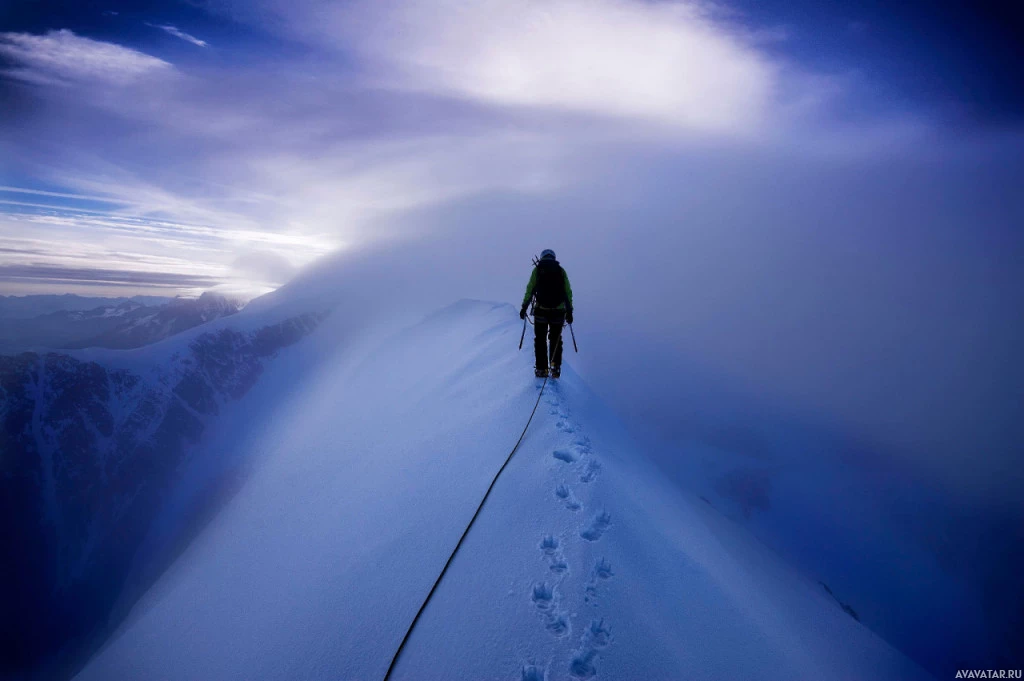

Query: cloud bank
[340,0,780,133]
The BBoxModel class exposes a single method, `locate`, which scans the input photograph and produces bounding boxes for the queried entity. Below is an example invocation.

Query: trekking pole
[518,298,535,350]
[569,323,578,352]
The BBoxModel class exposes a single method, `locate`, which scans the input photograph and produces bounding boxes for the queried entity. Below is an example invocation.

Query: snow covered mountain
[65,292,244,350]
[0,292,243,352]
[0,310,325,680]
[67,296,932,681]
[0,295,170,321]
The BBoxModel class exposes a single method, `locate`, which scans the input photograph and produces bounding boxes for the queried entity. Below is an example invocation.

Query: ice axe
[569,323,578,353]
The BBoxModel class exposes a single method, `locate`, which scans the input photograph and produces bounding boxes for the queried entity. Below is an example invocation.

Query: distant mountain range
[0,294,171,320]
[0,293,243,352]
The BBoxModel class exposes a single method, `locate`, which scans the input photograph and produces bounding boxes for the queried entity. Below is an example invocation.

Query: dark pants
[534,309,565,371]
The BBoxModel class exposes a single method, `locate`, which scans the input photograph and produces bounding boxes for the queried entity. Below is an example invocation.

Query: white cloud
[224,133,569,236]
[231,250,297,285]
[146,23,209,48]
[0,29,173,86]
[276,0,780,134]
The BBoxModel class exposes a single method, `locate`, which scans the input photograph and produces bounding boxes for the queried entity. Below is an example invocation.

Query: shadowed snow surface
[75,300,932,681]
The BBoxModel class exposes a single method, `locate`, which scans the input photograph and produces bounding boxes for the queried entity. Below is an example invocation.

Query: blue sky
[1,0,1021,296]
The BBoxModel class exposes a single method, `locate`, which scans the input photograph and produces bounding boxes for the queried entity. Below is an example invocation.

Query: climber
[520,249,573,378]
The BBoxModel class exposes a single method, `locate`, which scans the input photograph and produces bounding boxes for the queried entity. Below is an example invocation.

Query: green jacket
[522,266,573,310]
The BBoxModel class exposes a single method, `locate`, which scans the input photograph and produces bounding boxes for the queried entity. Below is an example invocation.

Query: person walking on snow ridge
[520,249,573,378]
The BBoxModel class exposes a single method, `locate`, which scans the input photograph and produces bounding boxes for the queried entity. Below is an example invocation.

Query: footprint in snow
[580,512,611,542]
[587,619,612,647]
[555,484,582,511]
[570,619,612,679]
[584,558,614,604]
[546,613,570,635]
[531,582,570,638]
[580,459,601,483]
[532,582,554,609]
[569,650,598,679]
[521,664,546,681]
[557,420,576,434]
[553,449,575,463]
[539,535,569,574]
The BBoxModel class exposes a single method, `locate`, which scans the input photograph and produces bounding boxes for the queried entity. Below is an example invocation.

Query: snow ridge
[525,386,617,680]
[69,300,934,681]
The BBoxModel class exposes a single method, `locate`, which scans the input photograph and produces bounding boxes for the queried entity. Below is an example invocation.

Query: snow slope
[75,300,932,681]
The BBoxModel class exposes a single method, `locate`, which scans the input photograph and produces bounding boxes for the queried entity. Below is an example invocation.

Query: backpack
[533,258,566,309]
